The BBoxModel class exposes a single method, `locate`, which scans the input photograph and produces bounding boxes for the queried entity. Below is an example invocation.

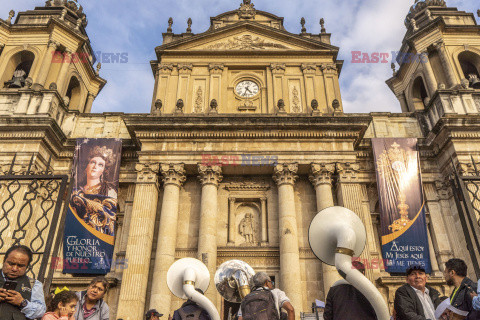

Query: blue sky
[1,0,479,114]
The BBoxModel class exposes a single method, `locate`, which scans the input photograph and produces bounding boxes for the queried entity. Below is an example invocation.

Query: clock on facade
[235,80,259,98]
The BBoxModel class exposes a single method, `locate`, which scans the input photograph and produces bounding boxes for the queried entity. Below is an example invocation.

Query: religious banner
[63,138,122,274]
[372,138,431,273]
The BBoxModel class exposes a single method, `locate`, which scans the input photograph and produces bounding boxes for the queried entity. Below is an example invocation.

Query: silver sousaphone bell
[214,260,255,303]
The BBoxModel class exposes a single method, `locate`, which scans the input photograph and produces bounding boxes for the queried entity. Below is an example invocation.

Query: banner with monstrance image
[63,138,122,274]
[372,138,431,273]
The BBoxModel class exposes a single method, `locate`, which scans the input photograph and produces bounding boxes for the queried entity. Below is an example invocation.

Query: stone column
[420,52,438,95]
[260,197,268,244]
[228,197,236,245]
[335,162,376,282]
[273,163,302,317]
[56,49,72,94]
[36,40,58,87]
[150,164,186,314]
[197,164,223,304]
[433,41,456,88]
[84,93,96,113]
[117,163,160,320]
[309,163,340,295]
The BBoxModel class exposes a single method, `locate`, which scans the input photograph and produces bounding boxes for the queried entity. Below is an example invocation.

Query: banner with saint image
[63,138,122,274]
[372,138,431,273]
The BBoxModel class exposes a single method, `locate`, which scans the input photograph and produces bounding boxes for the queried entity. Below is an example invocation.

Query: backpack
[240,289,279,320]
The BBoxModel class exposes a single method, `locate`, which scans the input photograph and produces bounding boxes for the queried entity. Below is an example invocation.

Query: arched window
[65,76,81,110]
[458,51,480,89]
[411,76,428,110]
[2,50,35,88]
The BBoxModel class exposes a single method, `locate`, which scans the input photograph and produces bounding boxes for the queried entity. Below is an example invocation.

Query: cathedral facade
[0,1,480,319]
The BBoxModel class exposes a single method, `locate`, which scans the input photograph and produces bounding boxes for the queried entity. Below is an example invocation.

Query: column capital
[273,163,298,186]
[433,40,445,51]
[160,163,186,187]
[158,63,174,75]
[228,197,236,203]
[177,63,193,74]
[270,63,286,74]
[336,162,360,183]
[301,63,316,74]
[198,164,223,186]
[309,163,335,187]
[209,63,224,74]
[135,162,160,184]
[47,40,59,48]
[260,197,267,202]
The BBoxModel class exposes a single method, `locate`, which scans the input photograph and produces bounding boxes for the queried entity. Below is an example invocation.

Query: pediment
[159,23,337,52]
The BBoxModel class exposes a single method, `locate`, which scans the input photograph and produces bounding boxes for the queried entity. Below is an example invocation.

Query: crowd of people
[323,259,480,320]
[1,243,479,320]
[0,245,110,320]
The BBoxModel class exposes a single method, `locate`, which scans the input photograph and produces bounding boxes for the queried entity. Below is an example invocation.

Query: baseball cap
[406,264,426,275]
[146,309,163,319]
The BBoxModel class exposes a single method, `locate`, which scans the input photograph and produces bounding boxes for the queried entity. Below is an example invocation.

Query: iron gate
[450,156,480,278]
[0,154,68,285]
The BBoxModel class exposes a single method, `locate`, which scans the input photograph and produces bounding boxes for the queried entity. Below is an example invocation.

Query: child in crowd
[42,290,79,320]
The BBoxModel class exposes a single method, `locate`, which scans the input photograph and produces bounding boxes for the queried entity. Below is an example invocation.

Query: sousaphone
[214,260,255,303]
[167,257,221,320]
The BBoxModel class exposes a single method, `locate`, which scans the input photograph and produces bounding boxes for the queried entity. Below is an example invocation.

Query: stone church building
[0,0,480,319]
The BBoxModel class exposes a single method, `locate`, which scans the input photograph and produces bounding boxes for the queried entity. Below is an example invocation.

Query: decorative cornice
[160,163,186,187]
[134,130,361,140]
[309,162,335,187]
[198,164,223,186]
[273,163,298,186]
[134,162,160,184]
[224,182,270,191]
[336,162,360,183]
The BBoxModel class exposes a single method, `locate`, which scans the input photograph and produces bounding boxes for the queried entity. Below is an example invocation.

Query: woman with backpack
[74,277,110,320]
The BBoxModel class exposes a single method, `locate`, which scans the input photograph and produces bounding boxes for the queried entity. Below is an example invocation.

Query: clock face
[235,80,259,98]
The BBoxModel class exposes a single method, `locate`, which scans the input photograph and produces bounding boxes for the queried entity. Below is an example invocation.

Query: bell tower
[386,0,480,134]
[0,0,106,115]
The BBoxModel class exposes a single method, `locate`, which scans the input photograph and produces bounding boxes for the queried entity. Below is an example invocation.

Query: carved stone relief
[205,35,289,50]
[235,203,261,246]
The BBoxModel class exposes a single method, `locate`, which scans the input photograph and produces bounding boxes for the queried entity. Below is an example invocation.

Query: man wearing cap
[146,309,163,320]
[444,259,480,320]
[394,264,446,320]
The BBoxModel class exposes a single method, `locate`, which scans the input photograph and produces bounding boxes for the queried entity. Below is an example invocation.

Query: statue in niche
[239,212,255,244]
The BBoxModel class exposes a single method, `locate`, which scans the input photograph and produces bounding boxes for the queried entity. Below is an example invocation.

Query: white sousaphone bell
[214,259,255,303]
[308,206,390,320]
[167,258,221,320]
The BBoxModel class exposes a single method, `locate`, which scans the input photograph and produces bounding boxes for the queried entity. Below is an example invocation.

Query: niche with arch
[411,76,429,110]
[2,50,35,88]
[458,51,480,89]
[234,202,261,246]
[65,76,82,111]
